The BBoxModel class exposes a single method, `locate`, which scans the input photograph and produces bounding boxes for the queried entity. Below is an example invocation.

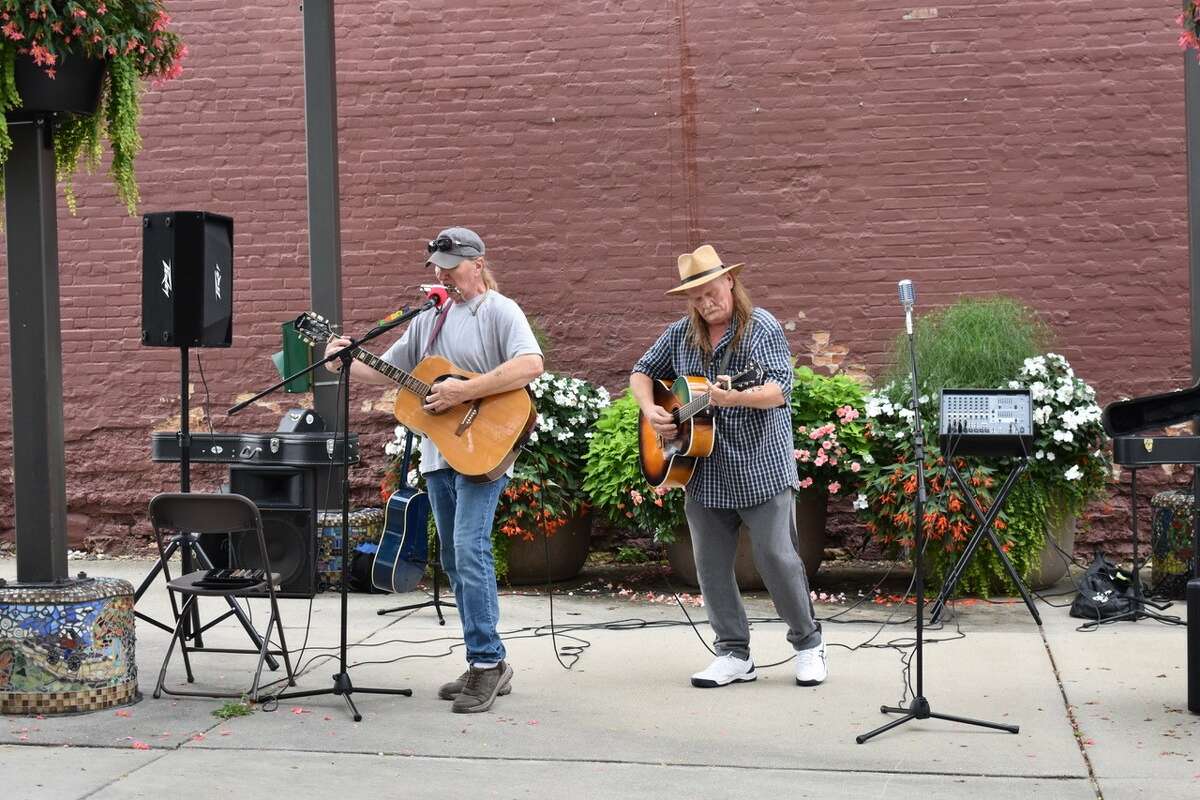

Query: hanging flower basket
[8,51,106,118]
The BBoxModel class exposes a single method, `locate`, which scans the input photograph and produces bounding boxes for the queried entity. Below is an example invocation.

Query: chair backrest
[149,492,262,536]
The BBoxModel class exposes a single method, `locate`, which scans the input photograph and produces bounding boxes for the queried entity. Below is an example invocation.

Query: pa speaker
[142,211,233,347]
[229,465,317,597]
[231,510,317,598]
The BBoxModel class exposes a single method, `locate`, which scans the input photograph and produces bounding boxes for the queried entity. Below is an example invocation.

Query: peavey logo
[160,260,172,298]
[213,263,222,301]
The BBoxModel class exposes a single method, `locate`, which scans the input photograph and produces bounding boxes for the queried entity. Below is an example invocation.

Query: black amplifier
[938,389,1034,458]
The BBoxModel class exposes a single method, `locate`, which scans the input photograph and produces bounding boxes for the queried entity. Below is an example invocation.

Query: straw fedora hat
[666,244,744,295]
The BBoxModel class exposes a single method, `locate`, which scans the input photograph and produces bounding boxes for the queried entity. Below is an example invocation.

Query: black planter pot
[9,53,106,119]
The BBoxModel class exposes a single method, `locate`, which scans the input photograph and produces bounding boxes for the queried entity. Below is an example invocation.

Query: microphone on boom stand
[856,279,1020,744]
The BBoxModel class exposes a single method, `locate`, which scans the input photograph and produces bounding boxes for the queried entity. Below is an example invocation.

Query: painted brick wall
[0,1,1192,552]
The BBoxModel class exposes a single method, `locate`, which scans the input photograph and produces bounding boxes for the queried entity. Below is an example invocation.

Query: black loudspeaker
[229,465,317,598]
[1189,578,1200,714]
[141,211,233,348]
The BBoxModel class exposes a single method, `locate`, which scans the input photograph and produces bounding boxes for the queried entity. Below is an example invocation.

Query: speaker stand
[137,345,279,669]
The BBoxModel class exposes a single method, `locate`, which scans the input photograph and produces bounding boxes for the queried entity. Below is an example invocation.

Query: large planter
[1028,511,1078,591]
[10,54,106,118]
[503,511,592,585]
[666,489,828,590]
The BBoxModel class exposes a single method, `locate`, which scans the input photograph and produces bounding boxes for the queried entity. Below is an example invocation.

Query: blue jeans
[424,469,509,665]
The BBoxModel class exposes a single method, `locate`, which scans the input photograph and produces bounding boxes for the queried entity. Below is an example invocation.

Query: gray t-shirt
[381,289,542,474]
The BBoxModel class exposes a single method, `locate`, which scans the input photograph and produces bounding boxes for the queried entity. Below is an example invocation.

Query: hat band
[677,264,727,287]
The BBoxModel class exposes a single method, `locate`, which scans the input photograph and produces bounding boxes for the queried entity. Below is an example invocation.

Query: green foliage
[791,365,871,496]
[212,699,253,720]
[883,296,1050,396]
[0,2,184,214]
[582,389,686,542]
[613,545,651,564]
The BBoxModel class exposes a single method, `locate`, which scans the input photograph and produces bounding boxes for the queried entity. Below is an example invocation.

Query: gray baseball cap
[425,226,485,269]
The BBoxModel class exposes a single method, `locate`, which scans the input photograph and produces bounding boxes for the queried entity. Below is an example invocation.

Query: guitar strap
[423,300,454,358]
[715,320,751,384]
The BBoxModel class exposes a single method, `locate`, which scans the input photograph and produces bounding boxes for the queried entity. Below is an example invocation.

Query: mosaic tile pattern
[0,578,138,715]
[1151,490,1197,599]
[316,508,384,591]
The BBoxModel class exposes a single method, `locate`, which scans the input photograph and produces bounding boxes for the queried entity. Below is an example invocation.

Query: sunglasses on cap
[426,236,482,255]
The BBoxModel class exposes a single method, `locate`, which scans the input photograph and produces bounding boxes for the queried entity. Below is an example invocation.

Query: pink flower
[850,462,861,473]
[653,498,663,507]
[630,489,644,506]
[798,449,810,462]
[814,453,828,467]
[72,8,87,18]
[828,481,841,494]
[798,477,814,489]
[2,22,24,41]
[821,440,833,451]
[654,485,669,496]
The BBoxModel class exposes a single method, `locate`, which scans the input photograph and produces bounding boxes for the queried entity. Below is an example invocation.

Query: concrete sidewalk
[1,556,1195,799]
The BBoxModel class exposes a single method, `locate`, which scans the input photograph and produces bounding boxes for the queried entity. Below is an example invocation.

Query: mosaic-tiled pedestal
[0,577,139,715]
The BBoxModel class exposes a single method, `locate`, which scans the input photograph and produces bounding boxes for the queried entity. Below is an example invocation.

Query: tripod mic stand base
[856,695,1019,744]
[275,672,413,723]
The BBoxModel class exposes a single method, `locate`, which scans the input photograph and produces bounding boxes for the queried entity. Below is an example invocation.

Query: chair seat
[167,570,281,597]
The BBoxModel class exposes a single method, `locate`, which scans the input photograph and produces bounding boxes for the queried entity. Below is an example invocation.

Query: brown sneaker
[450,661,513,713]
[438,668,513,701]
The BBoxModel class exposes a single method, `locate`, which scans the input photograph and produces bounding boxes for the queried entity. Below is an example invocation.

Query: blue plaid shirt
[632,307,797,509]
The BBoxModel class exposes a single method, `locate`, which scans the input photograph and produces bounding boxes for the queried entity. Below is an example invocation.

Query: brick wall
[0,1,1192,552]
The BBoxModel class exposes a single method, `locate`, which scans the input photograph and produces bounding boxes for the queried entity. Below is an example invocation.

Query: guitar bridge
[455,401,482,437]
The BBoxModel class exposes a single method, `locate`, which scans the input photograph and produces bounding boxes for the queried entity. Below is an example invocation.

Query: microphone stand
[857,300,1019,744]
[227,299,436,721]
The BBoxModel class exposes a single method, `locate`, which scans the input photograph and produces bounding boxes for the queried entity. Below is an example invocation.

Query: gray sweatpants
[684,487,821,660]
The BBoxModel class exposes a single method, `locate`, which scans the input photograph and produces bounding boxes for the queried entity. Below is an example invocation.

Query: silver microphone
[897,279,915,334]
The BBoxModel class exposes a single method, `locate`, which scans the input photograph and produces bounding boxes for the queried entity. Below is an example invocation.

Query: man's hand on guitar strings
[424,378,472,413]
[644,404,677,440]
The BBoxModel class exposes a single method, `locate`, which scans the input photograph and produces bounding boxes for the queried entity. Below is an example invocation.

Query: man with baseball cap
[630,244,826,689]
[325,226,543,713]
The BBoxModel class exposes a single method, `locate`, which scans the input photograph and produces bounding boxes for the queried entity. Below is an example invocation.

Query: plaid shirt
[632,307,797,509]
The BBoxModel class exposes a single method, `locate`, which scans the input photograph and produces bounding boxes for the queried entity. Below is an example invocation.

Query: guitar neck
[676,392,712,424]
[350,348,431,399]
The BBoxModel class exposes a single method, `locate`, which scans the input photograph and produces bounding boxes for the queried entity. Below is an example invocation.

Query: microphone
[374,286,451,330]
[897,279,915,335]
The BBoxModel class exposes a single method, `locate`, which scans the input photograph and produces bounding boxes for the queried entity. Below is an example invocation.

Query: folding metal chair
[148,492,296,700]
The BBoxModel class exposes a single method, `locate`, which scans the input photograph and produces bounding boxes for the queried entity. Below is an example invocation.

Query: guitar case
[371,431,432,593]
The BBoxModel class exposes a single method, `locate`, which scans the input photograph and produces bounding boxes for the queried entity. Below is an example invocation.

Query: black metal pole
[4,116,69,585]
[302,0,345,513]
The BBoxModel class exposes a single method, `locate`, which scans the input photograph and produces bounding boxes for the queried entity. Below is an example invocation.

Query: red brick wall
[0,1,1192,550]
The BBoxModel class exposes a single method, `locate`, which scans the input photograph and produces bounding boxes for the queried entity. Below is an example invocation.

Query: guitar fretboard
[351,348,431,398]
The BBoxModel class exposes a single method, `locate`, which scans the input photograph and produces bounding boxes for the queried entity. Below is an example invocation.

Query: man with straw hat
[630,244,825,688]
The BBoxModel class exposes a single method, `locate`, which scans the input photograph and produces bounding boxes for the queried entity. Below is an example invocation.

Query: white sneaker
[690,653,757,688]
[795,640,827,686]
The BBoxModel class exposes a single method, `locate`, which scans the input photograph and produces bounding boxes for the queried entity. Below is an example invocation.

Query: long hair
[478,257,498,291]
[686,274,753,357]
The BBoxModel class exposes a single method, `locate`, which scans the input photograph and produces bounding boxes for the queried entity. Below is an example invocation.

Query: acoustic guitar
[372,487,431,594]
[637,361,764,489]
[294,312,538,482]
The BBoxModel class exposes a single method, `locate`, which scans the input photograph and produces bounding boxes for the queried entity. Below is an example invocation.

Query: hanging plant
[0,1,185,213]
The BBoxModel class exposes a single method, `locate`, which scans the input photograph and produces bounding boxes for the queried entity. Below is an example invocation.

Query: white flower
[1052,429,1074,444]
[863,453,875,464]
[1064,465,1083,481]
[1035,450,1045,460]
[1029,381,1049,402]
[1034,405,1053,425]
[852,493,869,511]
[1045,452,1056,461]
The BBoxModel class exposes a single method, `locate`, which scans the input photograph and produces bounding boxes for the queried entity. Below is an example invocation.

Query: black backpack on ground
[1069,552,1135,621]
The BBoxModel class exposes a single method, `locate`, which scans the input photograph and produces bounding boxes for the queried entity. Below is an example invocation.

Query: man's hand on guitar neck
[323,336,390,386]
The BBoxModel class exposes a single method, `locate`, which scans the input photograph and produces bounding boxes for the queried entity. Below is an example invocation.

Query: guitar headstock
[730,359,765,390]
[293,312,335,346]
